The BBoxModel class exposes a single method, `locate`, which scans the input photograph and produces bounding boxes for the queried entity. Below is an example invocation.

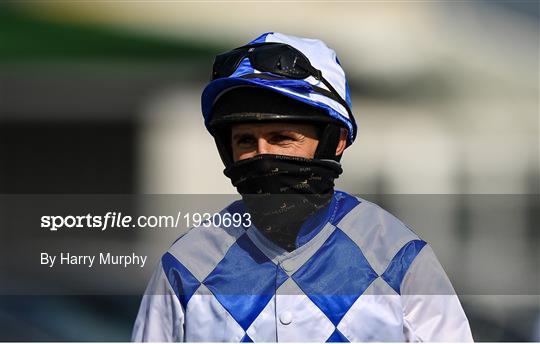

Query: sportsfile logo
[40,212,179,231]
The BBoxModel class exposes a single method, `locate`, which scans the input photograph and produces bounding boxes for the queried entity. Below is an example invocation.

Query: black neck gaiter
[224,154,343,251]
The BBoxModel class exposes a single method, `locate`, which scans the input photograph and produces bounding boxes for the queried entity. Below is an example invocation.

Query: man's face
[231,122,319,161]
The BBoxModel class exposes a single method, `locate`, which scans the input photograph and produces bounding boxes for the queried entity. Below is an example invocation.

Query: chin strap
[314,123,343,162]
[213,127,234,167]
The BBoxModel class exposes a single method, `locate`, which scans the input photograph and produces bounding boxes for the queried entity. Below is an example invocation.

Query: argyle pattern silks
[161,191,426,342]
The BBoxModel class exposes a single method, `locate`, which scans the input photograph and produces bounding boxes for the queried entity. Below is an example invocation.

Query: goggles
[212,42,353,119]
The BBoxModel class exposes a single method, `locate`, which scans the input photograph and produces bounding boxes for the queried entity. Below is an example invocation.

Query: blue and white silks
[132,191,473,342]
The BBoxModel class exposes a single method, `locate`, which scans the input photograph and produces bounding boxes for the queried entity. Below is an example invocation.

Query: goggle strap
[318,77,353,118]
[240,73,352,118]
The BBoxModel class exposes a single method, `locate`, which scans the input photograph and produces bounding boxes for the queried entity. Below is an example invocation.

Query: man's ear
[335,128,348,156]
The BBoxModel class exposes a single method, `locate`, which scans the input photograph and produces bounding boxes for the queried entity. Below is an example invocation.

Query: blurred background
[0,1,538,341]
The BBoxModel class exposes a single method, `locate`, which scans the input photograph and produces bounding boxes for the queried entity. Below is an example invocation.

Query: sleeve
[131,261,185,342]
[400,244,474,342]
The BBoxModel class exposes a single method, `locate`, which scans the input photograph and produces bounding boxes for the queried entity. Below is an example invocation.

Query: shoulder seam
[358,198,421,241]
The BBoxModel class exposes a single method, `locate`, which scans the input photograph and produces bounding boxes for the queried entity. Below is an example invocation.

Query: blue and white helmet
[201,32,357,146]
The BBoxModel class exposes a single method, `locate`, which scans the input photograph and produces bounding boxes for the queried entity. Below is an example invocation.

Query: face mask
[224,154,342,250]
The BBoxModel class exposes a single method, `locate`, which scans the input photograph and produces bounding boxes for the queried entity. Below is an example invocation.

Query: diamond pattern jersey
[132,191,473,342]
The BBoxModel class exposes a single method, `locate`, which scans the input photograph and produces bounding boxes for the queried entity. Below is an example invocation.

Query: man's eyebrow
[268,130,301,136]
[231,129,301,140]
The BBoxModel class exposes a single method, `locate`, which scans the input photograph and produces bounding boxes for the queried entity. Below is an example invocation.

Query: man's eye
[271,135,293,143]
[236,137,255,146]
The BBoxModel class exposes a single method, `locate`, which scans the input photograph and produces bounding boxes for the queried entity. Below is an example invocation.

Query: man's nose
[256,137,272,155]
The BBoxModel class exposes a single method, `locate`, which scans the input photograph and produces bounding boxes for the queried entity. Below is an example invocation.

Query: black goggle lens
[213,44,313,80]
[251,45,311,79]
[213,48,247,79]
